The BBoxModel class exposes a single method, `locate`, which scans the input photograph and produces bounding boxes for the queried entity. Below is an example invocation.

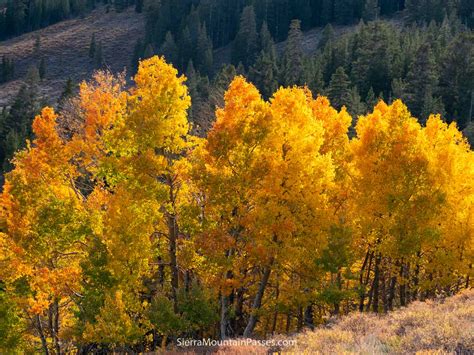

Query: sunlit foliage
[0,56,472,353]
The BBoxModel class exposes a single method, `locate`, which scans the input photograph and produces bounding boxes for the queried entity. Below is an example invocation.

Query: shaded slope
[0,6,145,106]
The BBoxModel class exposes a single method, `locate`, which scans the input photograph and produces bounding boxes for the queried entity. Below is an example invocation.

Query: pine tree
[114,0,127,13]
[61,0,71,19]
[33,34,41,56]
[186,59,213,132]
[405,44,439,119]
[327,66,352,110]
[363,0,380,21]
[232,5,258,68]
[319,24,335,49]
[406,0,446,24]
[58,78,75,111]
[281,19,305,86]
[94,41,104,68]
[179,27,194,70]
[249,22,278,99]
[347,86,365,137]
[196,23,213,76]
[131,38,144,73]
[459,0,474,28]
[135,0,143,13]
[365,87,377,108]
[210,64,238,110]
[379,0,403,15]
[249,51,278,99]
[321,0,334,24]
[1,56,14,83]
[38,57,46,79]
[306,57,325,95]
[143,43,155,59]
[186,5,201,44]
[351,21,396,97]
[349,86,366,117]
[236,62,246,76]
[89,33,96,58]
[258,21,275,56]
[4,0,26,36]
[421,92,445,123]
[30,0,42,30]
[439,32,474,128]
[391,78,406,102]
[193,74,213,132]
[185,60,198,109]
[0,66,40,171]
[320,39,336,83]
[160,32,178,66]
[334,0,355,25]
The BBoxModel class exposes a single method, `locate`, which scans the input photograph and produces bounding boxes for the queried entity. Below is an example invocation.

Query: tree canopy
[0,56,472,353]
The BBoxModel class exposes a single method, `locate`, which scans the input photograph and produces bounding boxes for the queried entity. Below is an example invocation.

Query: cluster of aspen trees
[0,56,472,353]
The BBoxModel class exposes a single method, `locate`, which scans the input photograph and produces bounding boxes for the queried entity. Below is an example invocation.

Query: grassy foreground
[211,290,473,354]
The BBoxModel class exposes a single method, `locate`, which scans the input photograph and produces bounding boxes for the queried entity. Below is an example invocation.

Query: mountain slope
[0,6,145,106]
[0,6,373,108]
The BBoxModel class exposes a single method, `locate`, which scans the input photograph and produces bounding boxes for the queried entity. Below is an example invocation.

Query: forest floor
[176,289,474,354]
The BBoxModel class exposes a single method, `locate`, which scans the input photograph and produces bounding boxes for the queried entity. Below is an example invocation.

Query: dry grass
[0,6,145,106]
[281,289,474,354]
[164,290,473,354]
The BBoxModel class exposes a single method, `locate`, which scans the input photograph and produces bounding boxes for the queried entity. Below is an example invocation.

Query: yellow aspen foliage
[83,289,146,346]
[420,116,474,289]
[0,107,88,353]
[350,100,473,311]
[0,107,85,304]
[75,56,200,344]
[0,56,472,350]
[188,77,270,291]
[127,56,192,154]
[350,100,434,254]
[69,71,128,178]
[190,77,338,336]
